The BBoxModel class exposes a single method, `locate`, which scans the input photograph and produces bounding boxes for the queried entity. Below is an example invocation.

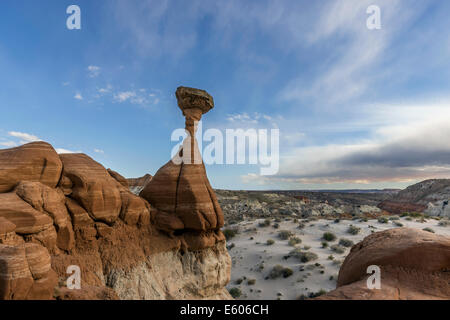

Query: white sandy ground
[226,216,450,300]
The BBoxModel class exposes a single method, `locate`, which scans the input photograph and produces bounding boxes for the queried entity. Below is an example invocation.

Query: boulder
[319,228,450,300]
[15,181,75,251]
[119,190,151,226]
[0,193,53,235]
[0,243,57,300]
[59,153,121,224]
[0,142,62,193]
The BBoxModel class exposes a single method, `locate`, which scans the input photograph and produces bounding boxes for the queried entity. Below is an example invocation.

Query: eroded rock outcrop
[0,86,231,300]
[318,228,450,300]
[0,142,62,193]
[140,87,224,238]
[378,179,450,217]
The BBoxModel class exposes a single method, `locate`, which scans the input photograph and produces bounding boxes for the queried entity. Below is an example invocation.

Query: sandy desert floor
[226,215,450,300]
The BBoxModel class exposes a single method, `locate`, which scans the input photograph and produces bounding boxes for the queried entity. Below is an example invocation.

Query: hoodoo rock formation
[140,87,225,249]
[318,228,450,300]
[0,87,231,300]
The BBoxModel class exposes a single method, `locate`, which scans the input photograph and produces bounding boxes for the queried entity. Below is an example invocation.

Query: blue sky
[1,0,450,190]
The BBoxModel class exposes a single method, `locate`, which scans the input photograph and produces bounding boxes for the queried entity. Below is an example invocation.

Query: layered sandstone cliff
[0,87,231,300]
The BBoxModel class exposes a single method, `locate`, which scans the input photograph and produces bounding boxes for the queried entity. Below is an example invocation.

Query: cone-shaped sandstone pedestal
[140,87,224,234]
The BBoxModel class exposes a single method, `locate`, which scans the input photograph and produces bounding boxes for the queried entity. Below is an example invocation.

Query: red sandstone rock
[107,169,129,188]
[319,228,450,300]
[119,189,151,226]
[140,87,224,234]
[0,243,56,300]
[15,181,75,251]
[0,193,53,235]
[0,142,62,193]
[59,153,121,224]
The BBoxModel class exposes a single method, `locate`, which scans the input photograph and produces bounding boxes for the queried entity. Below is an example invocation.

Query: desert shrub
[331,245,345,254]
[228,287,241,298]
[247,279,256,285]
[297,222,306,230]
[235,278,243,285]
[438,220,449,227]
[321,241,328,248]
[339,238,354,247]
[289,248,318,263]
[359,217,368,222]
[322,232,337,242]
[400,212,409,217]
[309,289,327,298]
[303,245,311,250]
[259,219,271,227]
[269,265,293,279]
[423,227,435,233]
[273,223,280,229]
[328,255,334,260]
[405,217,412,221]
[408,212,423,218]
[288,237,302,246]
[333,259,343,266]
[278,230,293,240]
[378,216,389,224]
[266,239,275,245]
[223,228,239,240]
[389,216,400,221]
[394,221,404,227]
[334,218,340,223]
[347,225,361,235]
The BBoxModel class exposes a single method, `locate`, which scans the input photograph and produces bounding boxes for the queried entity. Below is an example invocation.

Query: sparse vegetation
[247,279,256,285]
[438,220,449,227]
[394,221,404,227]
[378,216,389,224]
[330,245,345,254]
[258,219,271,227]
[347,225,361,235]
[321,241,328,248]
[423,227,435,233]
[322,232,337,242]
[278,230,293,240]
[223,228,239,240]
[266,239,275,245]
[339,238,354,247]
[269,265,294,279]
[309,289,327,298]
[228,287,241,298]
[288,237,302,246]
[289,248,319,263]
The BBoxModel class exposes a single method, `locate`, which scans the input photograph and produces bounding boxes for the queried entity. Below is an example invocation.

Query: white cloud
[94,148,104,154]
[280,0,428,105]
[74,93,83,100]
[246,100,450,186]
[114,91,136,102]
[8,131,41,144]
[87,65,101,78]
[0,141,17,147]
[55,148,79,154]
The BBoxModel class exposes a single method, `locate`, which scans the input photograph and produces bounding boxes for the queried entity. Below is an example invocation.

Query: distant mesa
[379,179,450,217]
